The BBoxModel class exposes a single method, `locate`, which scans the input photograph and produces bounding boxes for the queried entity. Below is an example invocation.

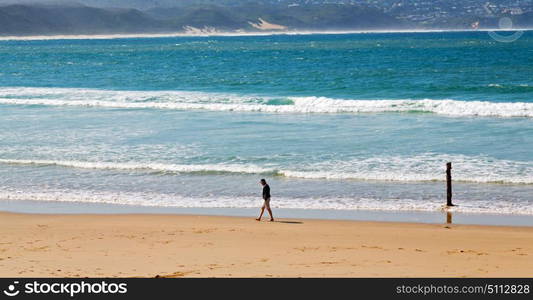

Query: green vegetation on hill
[0,1,531,36]
[0,4,169,35]
[0,3,406,35]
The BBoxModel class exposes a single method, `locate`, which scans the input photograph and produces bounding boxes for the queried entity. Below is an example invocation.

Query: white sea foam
[1,154,532,184]
[0,28,531,41]
[1,188,533,215]
[0,87,532,117]
[0,159,273,175]
[280,154,533,184]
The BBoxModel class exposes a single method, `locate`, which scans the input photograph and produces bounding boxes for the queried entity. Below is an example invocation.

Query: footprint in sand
[319,261,340,265]
[361,245,384,250]
[192,228,216,234]
[26,246,50,252]
[446,249,487,255]
[329,246,357,252]
[294,246,320,252]
[509,248,527,256]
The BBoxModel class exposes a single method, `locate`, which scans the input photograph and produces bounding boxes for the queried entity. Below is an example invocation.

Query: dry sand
[0,212,532,277]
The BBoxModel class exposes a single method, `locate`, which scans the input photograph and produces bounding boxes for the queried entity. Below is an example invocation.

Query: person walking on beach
[256,179,274,222]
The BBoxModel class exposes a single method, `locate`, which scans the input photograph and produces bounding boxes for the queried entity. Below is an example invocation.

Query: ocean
[0,31,532,220]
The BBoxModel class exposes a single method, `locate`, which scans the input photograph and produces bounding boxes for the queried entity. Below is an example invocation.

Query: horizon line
[0,28,532,41]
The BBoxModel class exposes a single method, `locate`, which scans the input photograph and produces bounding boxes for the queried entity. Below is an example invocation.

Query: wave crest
[2,188,533,215]
[0,87,532,117]
[1,155,532,185]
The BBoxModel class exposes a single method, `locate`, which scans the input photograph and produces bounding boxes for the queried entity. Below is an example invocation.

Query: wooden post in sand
[446,162,454,207]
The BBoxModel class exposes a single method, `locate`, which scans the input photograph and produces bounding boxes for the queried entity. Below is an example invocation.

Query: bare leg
[266,200,274,221]
[256,204,265,221]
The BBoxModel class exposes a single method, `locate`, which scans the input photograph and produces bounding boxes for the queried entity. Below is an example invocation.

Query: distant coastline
[2,2,532,40]
[1,28,532,41]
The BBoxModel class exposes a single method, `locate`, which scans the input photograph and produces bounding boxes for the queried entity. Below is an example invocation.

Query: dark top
[262,184,271,200]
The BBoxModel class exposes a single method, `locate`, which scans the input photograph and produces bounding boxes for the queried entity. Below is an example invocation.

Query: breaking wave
[1,188,533,215]
[1,154,532,185]
[0,87,532,117]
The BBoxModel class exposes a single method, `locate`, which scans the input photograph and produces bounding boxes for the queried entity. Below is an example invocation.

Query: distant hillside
[0,3,407,36]
[146,4,405,31]
[0,4,170,35]
[514,12,533,28]
[1,1,530,36]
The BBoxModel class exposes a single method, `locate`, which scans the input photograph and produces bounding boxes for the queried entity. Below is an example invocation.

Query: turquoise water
[0,32,532,216]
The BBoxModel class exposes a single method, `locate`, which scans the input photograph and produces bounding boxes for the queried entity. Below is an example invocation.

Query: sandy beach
[0,212,532,277]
